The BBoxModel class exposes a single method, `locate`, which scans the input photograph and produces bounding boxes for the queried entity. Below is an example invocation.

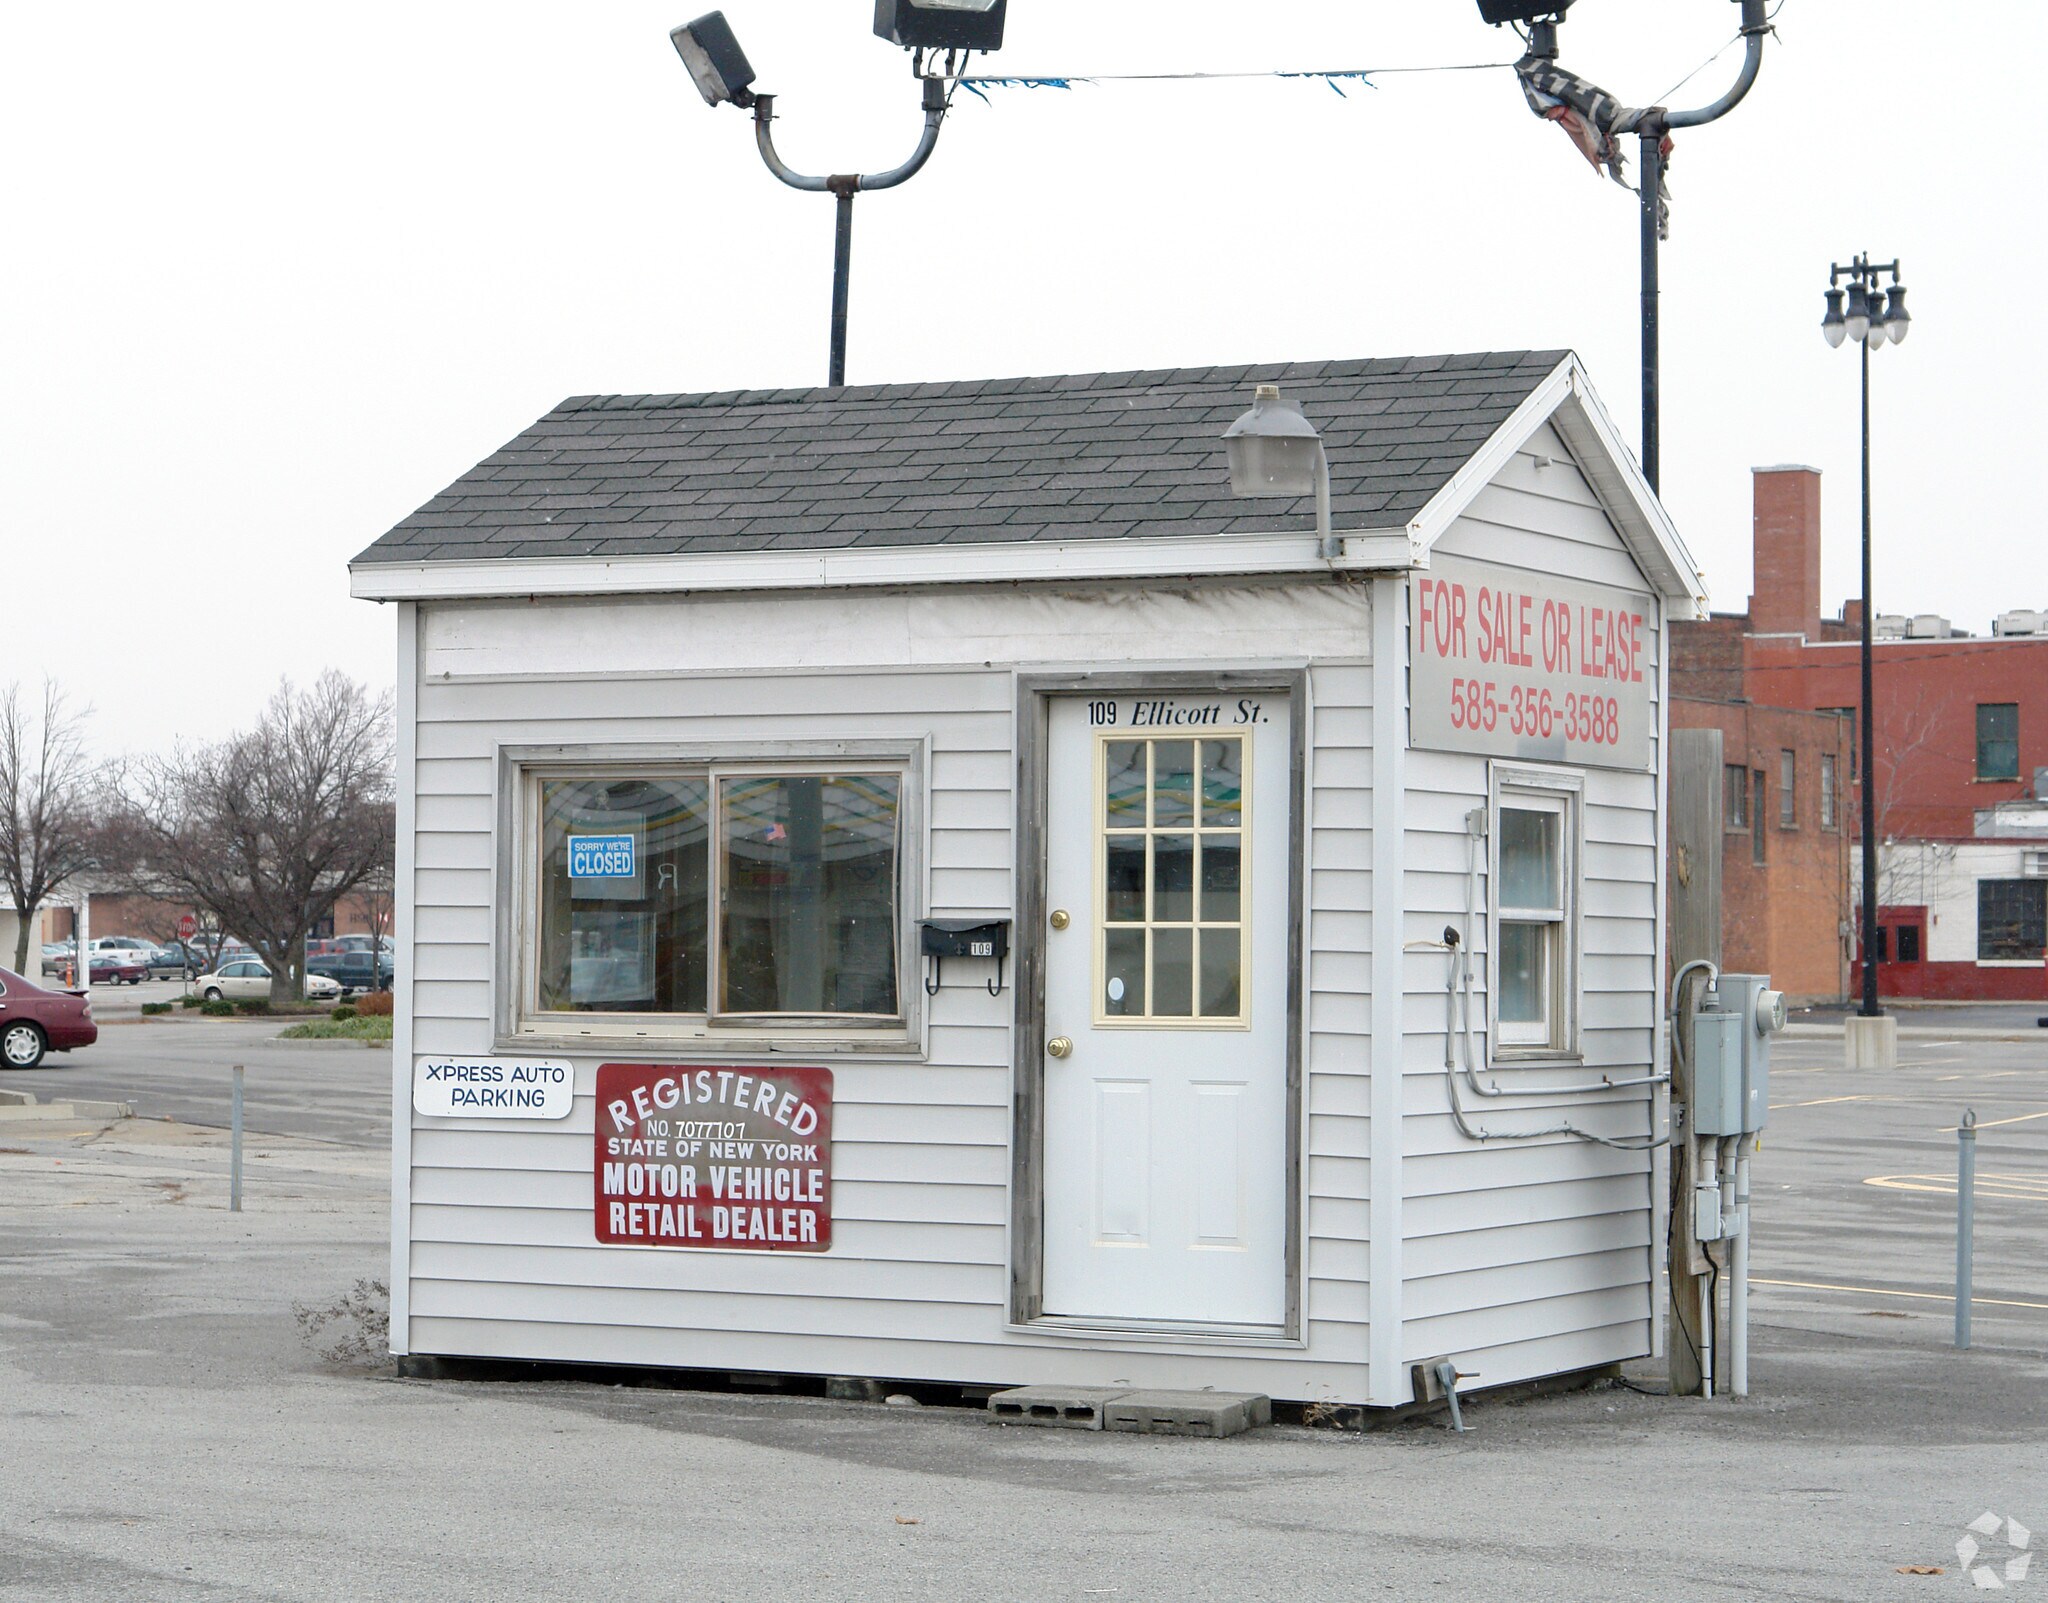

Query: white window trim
[496,740,926,1052]
[1487,761,1585,1066]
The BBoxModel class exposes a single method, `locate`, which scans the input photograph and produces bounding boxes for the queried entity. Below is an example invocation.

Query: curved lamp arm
[752,79,947,193]
[1664,0,1770,129]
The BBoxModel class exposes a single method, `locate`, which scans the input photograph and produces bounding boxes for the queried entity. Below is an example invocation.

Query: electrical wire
[953,61,1519,102]
[1652,30,1745,107]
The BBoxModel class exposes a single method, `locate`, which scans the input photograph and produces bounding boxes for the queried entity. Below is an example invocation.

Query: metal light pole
[1820,255,1912,1018]
[1497,0,1771,491]
[672,5,1005,388]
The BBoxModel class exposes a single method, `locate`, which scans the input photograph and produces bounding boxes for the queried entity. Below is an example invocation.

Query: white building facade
[354,352,1706,1409]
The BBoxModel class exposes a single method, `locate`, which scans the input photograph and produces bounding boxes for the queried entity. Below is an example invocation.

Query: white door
[1040,691,1292,1329]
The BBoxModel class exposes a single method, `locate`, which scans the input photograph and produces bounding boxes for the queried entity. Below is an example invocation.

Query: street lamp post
[1819,253,1913,1022]
[671,4,1006,387]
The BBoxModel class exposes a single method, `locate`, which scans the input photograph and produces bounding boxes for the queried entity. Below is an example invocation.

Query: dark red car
[0,965,98,1069]
[89,951,147,986]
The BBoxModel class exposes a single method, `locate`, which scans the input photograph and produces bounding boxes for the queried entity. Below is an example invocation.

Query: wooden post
[1668,728,1723,1396]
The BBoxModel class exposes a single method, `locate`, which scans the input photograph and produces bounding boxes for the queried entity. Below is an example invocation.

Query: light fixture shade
[671,12,756,106]
[873,0,1006,51]
[1477,0,1575,21]
[1864,289,1889,347]
[1820,287,1847,348]
[1224,385,1325,499]
[1843,281,1870,343]
[1884,283,1911,344]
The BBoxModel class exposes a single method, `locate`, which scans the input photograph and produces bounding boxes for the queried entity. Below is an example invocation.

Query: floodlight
[671,12,756,107]
[1224,385,1324,499]
[873,0,1007,53]
[1476,0,1574,24]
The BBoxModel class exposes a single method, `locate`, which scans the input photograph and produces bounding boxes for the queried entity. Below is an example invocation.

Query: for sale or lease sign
[1409,556,1656,770]
[595,1063,832,1252]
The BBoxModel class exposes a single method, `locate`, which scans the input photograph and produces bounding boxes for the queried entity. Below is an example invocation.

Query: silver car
[195,960,342,1002]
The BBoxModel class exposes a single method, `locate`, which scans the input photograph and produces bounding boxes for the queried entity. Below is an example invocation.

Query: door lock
[1049,909,1070,931]
[1046,1036,1073,1059]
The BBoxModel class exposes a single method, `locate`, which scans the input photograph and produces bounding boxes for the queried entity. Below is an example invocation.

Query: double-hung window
[516,755,913,1040]
[1490,765,1583,1059]
[1977,704,2020,781]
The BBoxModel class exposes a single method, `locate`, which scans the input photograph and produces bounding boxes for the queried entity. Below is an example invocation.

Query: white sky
[6,2,2041,757]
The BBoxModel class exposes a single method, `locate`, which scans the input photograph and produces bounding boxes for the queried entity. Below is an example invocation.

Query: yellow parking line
[1767,1095,1873,1110]
[1752,1277,2048,1313]
[1864,1174,2048,1201]
[1939,1110,2048,1132]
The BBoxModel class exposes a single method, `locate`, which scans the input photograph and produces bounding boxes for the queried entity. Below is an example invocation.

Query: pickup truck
[305,951,394,995]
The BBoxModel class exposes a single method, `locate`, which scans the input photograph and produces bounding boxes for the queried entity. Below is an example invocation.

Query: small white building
[352,351,1705,1411]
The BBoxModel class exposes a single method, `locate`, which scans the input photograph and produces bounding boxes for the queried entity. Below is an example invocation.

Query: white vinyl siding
[1397,426,1660,1385]
[404,581,1375,1403]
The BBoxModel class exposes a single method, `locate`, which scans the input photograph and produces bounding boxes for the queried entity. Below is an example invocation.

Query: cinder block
[986,1386,1133,1430]
[1102,1390,1272,1438]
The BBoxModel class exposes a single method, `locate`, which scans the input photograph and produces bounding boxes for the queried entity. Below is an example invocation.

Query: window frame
[1976,703,2020,782]
[1820,752,1838,832]
[1723,762,1749,832]
[1487,762,1585,1065]
[500,741,926,1050]
[1977,878,2047,964]
[1778,749,1797,829]
[1751,769,1767,865]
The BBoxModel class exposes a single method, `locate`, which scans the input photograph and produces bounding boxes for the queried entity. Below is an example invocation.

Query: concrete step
[987,1385,1131,1430]
[987,1385,1271,1437]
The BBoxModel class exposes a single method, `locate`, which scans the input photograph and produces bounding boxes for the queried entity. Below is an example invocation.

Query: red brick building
[1673,466,2048,1001]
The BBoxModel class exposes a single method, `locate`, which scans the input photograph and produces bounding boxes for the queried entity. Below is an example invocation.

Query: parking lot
[3,1022,2044,1601]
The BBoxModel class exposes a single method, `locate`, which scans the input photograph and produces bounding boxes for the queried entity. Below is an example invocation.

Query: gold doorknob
[1049,909,1071,931]
[1046,1036,1073,1059]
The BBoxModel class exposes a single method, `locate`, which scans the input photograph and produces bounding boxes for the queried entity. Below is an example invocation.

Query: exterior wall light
[1477,0,1574,22]
[1223,385,1334,555]
[873,0,1007,53]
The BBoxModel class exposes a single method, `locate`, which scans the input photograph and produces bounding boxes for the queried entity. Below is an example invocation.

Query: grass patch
[276,1014,394,1042]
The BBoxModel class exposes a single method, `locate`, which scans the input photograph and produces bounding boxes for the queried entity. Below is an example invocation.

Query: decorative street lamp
[671,5,1006,387]
[1222,385,1336,557]
[1821,253,1913,1026]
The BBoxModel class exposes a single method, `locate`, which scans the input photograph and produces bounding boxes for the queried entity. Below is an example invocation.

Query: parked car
[40,942,74,978]
[306,950,394,994]
[0,964,97,1068]
[335,934,394,956]
[89,951,148,985]
[88,936,155,959]
[146,942,197,979]
[194,961,342,1003]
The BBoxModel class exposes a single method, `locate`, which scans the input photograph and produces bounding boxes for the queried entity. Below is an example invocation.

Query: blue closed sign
[568,834,637,879]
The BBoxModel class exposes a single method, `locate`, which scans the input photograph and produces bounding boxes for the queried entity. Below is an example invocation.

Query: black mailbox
[920,918,1010,995]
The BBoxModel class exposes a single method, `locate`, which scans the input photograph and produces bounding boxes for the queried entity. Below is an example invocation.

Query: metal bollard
[231,1064,244,1213]
[1955,1108,1976,1350]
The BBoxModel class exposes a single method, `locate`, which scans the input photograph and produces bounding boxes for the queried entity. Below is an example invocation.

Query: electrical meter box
[1688,1006,1746,1136]
[1719,974,1781,1134]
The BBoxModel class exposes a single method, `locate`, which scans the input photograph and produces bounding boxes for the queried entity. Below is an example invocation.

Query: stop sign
[178,913,198,940]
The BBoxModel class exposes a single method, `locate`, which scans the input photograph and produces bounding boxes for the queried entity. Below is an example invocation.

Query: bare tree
[111,673,394,1002]
[0,681,102,974]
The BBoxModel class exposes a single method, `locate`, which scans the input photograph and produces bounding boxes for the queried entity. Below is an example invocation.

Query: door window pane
[1200,838,1241,922]
[539,777,708,1013]
[1104,836,1146,924]
[1499,808,1560,911]
[1198,928,1241,1018]
[1152,927,1194,1017]
[720,774,899,1015]
[1103,927,1146,1016]
[1096,730,1247,1026]
[1152,835,1194,922]
[1201,740,1243,827]
[1151,741,1196,827]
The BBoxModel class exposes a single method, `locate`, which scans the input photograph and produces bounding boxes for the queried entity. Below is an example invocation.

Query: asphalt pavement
[5,1010,389,1148]
[3,1013,2045,1601]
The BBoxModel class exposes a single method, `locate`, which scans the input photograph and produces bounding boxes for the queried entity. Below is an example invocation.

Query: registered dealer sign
[595,1064,832,1251]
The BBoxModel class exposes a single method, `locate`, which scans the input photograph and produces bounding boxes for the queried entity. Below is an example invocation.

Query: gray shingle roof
[353,351,1568,566]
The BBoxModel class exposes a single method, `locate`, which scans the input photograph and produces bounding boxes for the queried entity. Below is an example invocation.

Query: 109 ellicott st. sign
[596,1063,833,1252]
[1409,554,1656,770]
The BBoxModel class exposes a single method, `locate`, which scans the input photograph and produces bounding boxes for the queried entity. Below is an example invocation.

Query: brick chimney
[1746,466,1823,638]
